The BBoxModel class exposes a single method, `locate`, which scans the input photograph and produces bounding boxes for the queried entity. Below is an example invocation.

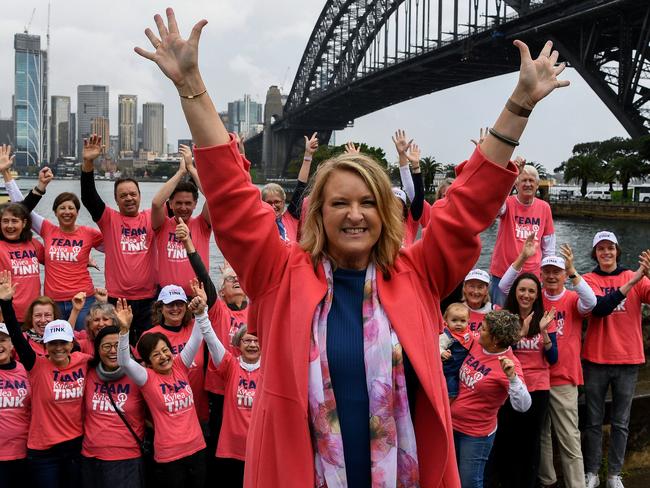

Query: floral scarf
[308,260,419,488]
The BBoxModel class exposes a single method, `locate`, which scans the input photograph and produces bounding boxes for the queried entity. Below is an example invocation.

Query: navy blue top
[327,267,371,487]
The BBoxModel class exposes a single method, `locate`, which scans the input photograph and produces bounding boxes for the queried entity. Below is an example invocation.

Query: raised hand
[0,145,15,173]
[37,167,54,191]
[304,133,319,156]
[539,307,556,333]
[190,278,207,304]
[559,243,576,276]
[175,217,190,242]
[511,40,570,110]
[0,270,16,301]
[94,287,108,303]
[520,311,534,338]
[83,134,104,162]
[470,127,489,147]
[520,233,537,260]
[72,292,87,312]
[406,143,421,167]
[344,142,360,155]
[179,144,194,171]
[187,295,206,316]
[498,355,516,379]
[392,129,413,157]
[514,156,527,174]
[115,298,133,332]
[134,8,207,89]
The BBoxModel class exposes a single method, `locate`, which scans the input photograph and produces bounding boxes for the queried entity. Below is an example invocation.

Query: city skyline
[0,0,631,171]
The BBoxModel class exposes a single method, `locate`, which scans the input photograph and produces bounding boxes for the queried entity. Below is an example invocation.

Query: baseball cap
[157,285,188,304]
[541,256,566,270]
[392,188,407,205]
[592,231,618,248]
[0,323,9,336]
[464,269,491,284]
[43,320,74,343]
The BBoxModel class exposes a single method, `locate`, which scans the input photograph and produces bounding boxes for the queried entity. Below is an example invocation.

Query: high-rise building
[50,96,71,162]
[77,85,109,159]
[118,95,137,156]
[0,119,13,146]
[14,33,48,168]
[227,95,263,137]
[142,102,164,155]
[69,113,76,158]
[90,116,110,157]
[109,135,120,160]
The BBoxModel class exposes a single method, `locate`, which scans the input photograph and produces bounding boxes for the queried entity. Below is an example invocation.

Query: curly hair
[484,310,522,348]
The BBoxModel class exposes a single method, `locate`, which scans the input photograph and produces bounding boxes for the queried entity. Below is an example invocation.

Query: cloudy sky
[0,0,629,170]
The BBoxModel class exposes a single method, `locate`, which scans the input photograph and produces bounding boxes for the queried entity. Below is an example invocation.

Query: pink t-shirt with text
[98,208,157,299]
[139,359,205,463]
[27,352,91,450]
[82,368,145,460]
[489,196,554,278]
[0,362,31,460]
[512,320,556,392]
[0,239,44,322]
[451,342,524,437]
[155,215,211,295]
[40,220,103,300]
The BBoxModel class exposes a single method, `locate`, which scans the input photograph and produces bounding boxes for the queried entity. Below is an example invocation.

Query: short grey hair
[232,324,248,347]
[261,183,285,201]
[519,164,540,182]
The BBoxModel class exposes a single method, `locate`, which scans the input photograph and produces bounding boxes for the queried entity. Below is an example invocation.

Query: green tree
[286,142,389,179]
[555,155,602,197]
[420,156,441,194]
[442,163,457,178]
[528,161,549,180]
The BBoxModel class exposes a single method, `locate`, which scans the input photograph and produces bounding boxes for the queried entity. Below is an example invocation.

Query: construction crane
[24,8,36,34]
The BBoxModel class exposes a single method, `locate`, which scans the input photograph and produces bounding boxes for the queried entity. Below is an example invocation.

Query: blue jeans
[489,275,507,307]
[28,437,82,488]
[583,361,639,476]
[454,430,495,488]
[57,296,96,332]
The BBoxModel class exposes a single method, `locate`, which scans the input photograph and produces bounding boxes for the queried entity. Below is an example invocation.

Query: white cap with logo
[43,320,74,343]
[0,323,9,336]
[392,188,407,205]
[464,269,491,284]
[592,231,618,248]
[157,285,188,304]
[541,256,566,270]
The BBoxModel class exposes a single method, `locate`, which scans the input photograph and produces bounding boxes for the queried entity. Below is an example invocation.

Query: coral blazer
[195,137,516,488]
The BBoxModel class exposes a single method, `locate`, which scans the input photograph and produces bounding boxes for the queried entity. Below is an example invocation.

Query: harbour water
[16,179,650,287]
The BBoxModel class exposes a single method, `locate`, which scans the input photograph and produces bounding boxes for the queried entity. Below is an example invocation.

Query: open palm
[514,40,569,109]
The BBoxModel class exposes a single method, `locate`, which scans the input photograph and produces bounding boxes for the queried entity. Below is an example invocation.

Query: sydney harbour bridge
[244,0,650,178]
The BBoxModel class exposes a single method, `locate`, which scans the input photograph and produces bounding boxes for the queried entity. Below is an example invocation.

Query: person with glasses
[81,325,145,488]
[206,324,260,487]
[21,296,62,356]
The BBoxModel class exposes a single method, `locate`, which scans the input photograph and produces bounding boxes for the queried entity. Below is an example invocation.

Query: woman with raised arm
[0,145,103,330]
[135,9,568,487]
[117,288,222,488]
[0,270,91,488]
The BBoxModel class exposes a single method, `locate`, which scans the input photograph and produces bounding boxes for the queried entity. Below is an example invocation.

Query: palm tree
[555,155,602,197]
[528,161,549,180]
[419,156,441,194]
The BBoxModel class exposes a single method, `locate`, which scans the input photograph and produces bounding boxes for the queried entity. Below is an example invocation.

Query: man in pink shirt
[80,134,157,341]
[489,163,555,306]
[151,143,211,295]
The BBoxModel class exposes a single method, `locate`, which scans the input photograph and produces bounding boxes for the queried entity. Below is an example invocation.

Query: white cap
[464,269,491,284]
[157,285,188,304]
[592,231,618,248]
[541,256,566,270]
[0,323,9,336]
[392,187,407,205]
[43,320,74,343]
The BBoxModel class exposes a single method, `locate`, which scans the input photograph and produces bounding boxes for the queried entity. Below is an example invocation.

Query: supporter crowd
[0,8,648,488]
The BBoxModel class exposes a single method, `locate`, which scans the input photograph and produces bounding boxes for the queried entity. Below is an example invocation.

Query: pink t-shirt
[139,359,205,463]
[82,368,145,460]
[27,352,91,450]
[489,196,554,278]
[205,302,248,394]
[543,290,584,386]
[0,239,44,322]
[451,342,524,437]
[24,333,46,357]
[40,220,103,301]
[97,208,157,299]
[281,212,299,243]
[141,324,209,422]
[155,215,211,295]
[403,214,420,247]
[583,271,650,364]
[215,353,259,461]
[512,321,556,392]
[467,304,499,333]
[0,362,31,460]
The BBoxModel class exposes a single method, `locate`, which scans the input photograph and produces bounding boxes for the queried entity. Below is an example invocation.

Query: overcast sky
[0,0,630,170]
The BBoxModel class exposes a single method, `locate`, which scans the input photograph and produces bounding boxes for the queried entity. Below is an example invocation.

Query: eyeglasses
[241,338,259,345]
[223,276,238,283]
[100,343,119,352]
[33,313,54,321]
